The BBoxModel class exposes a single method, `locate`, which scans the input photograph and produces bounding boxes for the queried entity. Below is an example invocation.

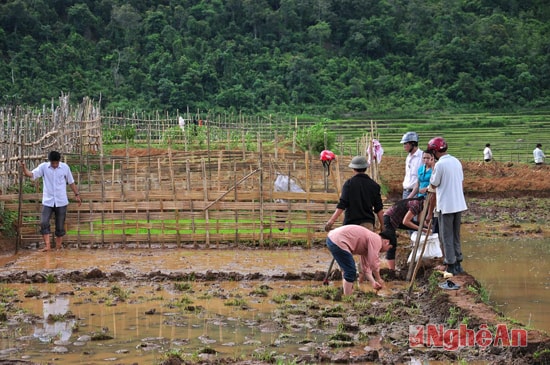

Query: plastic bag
[273,174,304,203]
[407,232,443,263]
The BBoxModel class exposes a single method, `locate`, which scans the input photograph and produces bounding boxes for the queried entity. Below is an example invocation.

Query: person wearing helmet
[324,156,384,233]
[400,132,423,200]
[426,137,468,277]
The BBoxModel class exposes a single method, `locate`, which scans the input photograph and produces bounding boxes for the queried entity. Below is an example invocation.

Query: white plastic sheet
[273,174,304,203]
[407,232,443,263]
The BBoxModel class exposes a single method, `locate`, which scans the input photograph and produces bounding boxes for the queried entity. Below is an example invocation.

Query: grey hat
[348,156,369,169]
[400,131,419,143]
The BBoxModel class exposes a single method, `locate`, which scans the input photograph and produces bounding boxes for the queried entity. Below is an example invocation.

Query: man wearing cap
[324,156,384,232]
[400,132,423,199]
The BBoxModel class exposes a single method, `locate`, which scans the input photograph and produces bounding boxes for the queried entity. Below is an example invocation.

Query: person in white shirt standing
[533,143,546,165]
[400,132,423,199]
[483,143,493,162]
[427,137,468,276]
[21,151,82,252]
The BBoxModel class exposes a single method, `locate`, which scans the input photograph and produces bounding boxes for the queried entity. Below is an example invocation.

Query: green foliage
[107,285,130,302]
[467,284,491,304]
[174,282,192,292]
[296,122,335,154]
[0,208,17,238]
[0,1,548,114]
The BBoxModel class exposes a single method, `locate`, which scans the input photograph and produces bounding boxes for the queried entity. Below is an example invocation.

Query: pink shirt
[327,225,382,276]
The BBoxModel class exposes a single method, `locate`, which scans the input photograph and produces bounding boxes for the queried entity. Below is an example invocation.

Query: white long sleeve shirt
[403,148,423,190]
[31,162,75,207]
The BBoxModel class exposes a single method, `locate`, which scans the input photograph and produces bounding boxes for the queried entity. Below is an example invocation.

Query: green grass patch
[67,218,309,235]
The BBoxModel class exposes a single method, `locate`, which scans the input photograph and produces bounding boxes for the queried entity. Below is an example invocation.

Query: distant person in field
[483,143,493,162]
[533,143,546,165]
[20,151,82,252]
[325,156,384,233]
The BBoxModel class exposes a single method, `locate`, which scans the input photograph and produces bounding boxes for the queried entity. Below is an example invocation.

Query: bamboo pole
[120,157,127,247]
[201,158,210,247]
[203,168,260,211]
[111,158,115,247]
[186,159,196,248]
[305,151,312,248]
[286,163,292,246]
[16,119,23,253]
[258,135,264,247]
[233,160,239,246]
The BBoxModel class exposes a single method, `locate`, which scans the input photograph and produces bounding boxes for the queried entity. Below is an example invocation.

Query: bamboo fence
[1,97,382,249]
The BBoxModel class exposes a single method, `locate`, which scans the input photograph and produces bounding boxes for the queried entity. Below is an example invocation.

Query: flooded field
[0,242,549,365]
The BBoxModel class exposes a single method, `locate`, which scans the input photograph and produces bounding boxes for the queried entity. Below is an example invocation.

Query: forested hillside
[1,0,549,115]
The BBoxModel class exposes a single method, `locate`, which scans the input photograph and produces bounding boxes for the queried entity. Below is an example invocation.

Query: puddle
[1,280,395,364]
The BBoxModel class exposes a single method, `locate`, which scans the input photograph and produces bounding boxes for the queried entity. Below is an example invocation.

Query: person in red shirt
[326,225,393,294]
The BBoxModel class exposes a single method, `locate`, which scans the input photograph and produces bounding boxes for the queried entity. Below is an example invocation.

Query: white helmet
[400,131,419,144]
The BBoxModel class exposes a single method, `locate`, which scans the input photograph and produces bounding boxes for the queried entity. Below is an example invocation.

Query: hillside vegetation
[1,0,549,115]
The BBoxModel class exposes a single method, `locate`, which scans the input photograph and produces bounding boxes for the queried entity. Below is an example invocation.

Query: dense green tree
[0,0,548,113]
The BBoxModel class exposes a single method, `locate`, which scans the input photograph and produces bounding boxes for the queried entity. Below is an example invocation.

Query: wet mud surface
[0,245,549,365]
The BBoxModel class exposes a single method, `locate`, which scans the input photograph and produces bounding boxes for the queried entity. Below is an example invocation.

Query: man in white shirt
[427,137,468,276]
[483,143,492,162]
[21,151,82,251]
[400,132,423,199]
[533,143,546,165]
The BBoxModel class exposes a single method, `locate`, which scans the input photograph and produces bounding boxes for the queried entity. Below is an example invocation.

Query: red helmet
[426,137,448,153]
[320,150,335,162]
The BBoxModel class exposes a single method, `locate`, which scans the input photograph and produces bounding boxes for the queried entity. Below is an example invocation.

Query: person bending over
[326,224,393,294]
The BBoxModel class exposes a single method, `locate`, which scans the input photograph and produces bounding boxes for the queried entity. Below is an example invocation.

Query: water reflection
[34,296,75,343]
[7,281,339,364]
[462,237,550,333]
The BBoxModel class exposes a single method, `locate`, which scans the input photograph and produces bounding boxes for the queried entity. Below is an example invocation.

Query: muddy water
[462,236,550,333]
[0,236,548,364]
[5,281,334,364]
[0,249,333,275]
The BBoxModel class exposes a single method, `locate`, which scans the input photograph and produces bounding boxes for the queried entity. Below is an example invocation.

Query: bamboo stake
[406,192,433,281]
[168,147,181,247]
[217,151,222,191]
[406,217,434,303]
[158,157,164,249]
[286,163,292,246]
[203,168,260,211]
[120,157,127,247]
[305,151,312,248]
[233,160,239,246]
[186,159,196,248]
[201,158,210,248]
[111,158,115,247]
[16,120,23,253]
[258,135,264,247]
